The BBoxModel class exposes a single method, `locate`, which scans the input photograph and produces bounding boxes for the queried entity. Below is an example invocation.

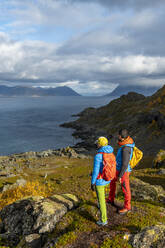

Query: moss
[126,201,165,230]
[89,243,99,248]
[100,235,133,248]
[54,231,77,248]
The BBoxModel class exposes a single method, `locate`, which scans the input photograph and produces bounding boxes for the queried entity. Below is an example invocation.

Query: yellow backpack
[130,146,143,169]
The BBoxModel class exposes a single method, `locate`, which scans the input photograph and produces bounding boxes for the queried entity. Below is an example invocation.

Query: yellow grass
[0,180,53,210]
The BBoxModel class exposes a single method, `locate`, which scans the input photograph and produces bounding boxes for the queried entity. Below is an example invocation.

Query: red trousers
[108,170,131,210]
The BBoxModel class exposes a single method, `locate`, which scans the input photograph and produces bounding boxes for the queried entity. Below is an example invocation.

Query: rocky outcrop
[0,147,90,179]
[153,150,165,168]
[0,147,89,163]
[138,110,165,130]
[0,194,79,247]
[128,224,165,248]
[130,178,165,203]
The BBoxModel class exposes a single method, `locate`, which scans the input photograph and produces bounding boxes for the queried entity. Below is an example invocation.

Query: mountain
[41,86,81,96]
[62,85,165,155]
[105,85,160,97]
[0,85,81,96]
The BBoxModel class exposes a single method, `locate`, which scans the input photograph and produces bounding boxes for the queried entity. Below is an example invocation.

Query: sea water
[0,96,113,155]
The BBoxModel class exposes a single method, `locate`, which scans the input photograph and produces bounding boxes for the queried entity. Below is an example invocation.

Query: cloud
[0,0,107,41]
[0,0,165,95]
[0,30,164,94]
[69,0,165,11]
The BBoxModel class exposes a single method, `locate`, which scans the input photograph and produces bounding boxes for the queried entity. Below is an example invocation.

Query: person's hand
[117,177,122,184]
[91,184,95,191]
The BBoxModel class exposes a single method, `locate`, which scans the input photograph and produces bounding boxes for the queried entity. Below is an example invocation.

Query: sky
[0,0,165,96]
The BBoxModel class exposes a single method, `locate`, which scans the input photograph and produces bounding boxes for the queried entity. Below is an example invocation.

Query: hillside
[0,149,164,247]
[105,84,159,97]
[0,85,81,96]
[62,85,165,155]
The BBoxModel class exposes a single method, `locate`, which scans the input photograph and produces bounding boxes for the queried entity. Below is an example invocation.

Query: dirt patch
[70,203,131,248]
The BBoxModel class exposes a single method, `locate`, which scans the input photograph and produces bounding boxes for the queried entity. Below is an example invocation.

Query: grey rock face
[129,224,165,248]
[0,194,79,247]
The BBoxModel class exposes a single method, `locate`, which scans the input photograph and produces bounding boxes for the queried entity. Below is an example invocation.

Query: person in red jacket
[107,129,135,214]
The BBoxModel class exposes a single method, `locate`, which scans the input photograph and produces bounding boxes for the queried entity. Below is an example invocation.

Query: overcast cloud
[0,0,165,95]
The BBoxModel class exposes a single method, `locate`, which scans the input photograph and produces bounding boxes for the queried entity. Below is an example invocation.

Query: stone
[130,178,165,203]
[157,168,165,175]
[153,150,165,168]
[24,151,37,159]
[2,178,27,192]
[16,178,27,186]
[129,224,165,248]
[0,194,79,246]
[0,233,20,247]
[25,234,42,248]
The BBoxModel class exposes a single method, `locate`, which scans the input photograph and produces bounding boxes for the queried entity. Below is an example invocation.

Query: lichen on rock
[130,178,165,203]
[0,194,79,247]
[153,150,165,168]
[128,224,165,248]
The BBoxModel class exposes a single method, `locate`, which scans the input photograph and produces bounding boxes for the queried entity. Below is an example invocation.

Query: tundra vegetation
[0,151,164,247]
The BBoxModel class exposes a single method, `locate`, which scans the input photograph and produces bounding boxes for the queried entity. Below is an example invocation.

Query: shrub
[0,180,53,210]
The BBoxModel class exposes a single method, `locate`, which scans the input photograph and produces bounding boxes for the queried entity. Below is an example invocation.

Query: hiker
[107,129,135,214]
[91,137,116,226]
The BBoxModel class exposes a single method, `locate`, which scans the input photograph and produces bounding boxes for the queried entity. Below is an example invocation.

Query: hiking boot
[106,199,115,206]
[96,220,108,226]
[118,208,131,215]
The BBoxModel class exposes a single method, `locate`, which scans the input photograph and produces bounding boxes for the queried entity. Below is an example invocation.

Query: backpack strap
[121,145,133,172]
[96,152,104,179]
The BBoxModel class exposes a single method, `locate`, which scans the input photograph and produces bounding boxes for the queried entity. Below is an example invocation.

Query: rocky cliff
[62,85,165,155]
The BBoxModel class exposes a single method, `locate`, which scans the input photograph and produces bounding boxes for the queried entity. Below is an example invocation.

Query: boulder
[128,224,165,248]
[20,151,37,159]
[2,178,27,192]
[17,234,42,248]
[37,150,54,158]
[157,168,165,175]
[0,233,20,247]
[0,194,79,247]
[130,178,165,203]
[153,150,165,168]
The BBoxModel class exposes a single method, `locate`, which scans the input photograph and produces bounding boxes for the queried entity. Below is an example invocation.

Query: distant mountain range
[105,85,160,97]
[0,85,81,97]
